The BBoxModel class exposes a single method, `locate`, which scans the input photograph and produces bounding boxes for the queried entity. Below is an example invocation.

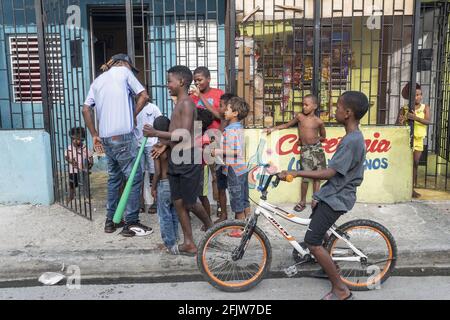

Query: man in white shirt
[82,54,153,237]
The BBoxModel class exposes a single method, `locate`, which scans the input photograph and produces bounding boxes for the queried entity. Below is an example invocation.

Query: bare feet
[293,201,307,212]
[177,243,197,255]
[157,243,167,251]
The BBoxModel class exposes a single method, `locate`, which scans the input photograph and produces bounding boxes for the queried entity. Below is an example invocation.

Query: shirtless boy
[144,65,213,256]
[265,94,327,212]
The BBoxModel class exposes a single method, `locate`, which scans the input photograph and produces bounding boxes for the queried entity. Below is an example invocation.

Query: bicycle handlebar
[257,164,294,197]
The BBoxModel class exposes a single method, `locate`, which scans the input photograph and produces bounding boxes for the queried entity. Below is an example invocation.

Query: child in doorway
[210,97,250,236]
[151,116,179,254]
[265,94,327,212]
[135,102,162,213]
[398,83,431,198]
[278,91,370,300]
[65,127,93,205]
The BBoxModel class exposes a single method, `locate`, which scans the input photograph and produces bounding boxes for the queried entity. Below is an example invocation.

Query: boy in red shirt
[190,66,224,213]
[190,67,224,130]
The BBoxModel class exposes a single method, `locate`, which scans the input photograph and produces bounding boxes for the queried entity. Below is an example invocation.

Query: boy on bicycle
[278,91,369,300]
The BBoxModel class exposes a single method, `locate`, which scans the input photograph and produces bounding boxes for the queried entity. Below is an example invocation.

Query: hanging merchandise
[281,63,292,111]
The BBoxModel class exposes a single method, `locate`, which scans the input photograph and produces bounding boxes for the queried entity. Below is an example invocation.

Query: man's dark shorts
[168,163,202,206]
[304,201,346,246]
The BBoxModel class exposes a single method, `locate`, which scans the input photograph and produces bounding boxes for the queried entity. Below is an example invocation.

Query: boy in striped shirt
[210,97,250,233]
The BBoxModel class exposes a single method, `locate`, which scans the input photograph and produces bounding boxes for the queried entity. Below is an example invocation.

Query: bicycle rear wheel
[326,219,397,291]
[197,220,272,292]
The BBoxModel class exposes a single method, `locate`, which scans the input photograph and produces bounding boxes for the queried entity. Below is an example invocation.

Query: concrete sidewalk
[0,200,449,285]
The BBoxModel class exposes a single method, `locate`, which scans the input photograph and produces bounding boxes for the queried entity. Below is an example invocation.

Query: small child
[65,127,93,204]
[278,91,369,300]
[214,93,235,223]
[151,116,179,254]
[211,97,250,236]
[398,83,431,198]
[265,94,327,212]
[134,102,162,213]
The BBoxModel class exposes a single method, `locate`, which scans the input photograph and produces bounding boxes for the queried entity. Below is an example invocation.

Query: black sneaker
[128,222,153,237]
[104,220,125,233]
[119,224,136,237]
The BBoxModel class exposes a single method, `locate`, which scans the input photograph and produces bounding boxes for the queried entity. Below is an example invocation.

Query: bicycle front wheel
[197,220,272,292]
[326,219,397,291]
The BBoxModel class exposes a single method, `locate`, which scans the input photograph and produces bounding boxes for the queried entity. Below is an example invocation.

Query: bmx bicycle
[197,164,397,292]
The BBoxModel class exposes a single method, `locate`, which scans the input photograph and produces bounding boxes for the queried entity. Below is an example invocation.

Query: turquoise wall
[0,130,54,205]
[1,0,226,125]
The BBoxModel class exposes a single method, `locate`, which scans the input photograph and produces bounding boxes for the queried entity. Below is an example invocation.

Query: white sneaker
[129,223,154,237]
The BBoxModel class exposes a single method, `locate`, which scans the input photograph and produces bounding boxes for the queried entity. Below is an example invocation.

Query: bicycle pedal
[284,265,298,277]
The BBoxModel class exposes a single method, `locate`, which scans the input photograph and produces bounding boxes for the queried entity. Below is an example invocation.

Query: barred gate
[416,1,450,191]
[232,0,417,127]
[128,0,227,115]
[36,0,92,219]
[232,0,450,191]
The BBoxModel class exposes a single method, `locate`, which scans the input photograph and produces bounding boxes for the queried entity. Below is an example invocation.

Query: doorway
[89,6,148,85]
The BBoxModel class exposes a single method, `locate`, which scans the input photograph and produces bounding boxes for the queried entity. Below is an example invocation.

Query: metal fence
[129,0,227,116]
[415,0,450,190]
[36,0,92,219]
[232,0,417,128]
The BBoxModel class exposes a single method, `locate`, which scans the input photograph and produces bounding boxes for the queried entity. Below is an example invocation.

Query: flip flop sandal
[321,292,354,300]
[171,245,196,257]
[293,202,307,212]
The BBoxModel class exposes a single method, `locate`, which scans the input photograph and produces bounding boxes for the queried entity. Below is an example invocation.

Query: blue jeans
[157,179,179,248]
[227,167,250,213]
[102,133,143,224]
[141,145,155,174]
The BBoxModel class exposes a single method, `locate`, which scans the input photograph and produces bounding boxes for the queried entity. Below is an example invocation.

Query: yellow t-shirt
[414,104,427,139]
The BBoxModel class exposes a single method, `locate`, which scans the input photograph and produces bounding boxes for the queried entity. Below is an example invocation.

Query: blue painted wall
[0,130,54,205]
[0,0,227,129]
[0,0,227,202]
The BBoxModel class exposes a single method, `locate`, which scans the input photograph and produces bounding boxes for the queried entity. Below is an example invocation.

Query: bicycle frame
[252,170,368,263]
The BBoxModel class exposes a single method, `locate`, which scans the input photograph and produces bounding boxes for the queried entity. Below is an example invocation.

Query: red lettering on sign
[275,132,392,155]
[276,134,300,155]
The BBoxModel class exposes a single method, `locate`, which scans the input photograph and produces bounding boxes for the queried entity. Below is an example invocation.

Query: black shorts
[69,173,79,189]
[304,201,346,246]
[216,169,228,190]
[168,163,203,206]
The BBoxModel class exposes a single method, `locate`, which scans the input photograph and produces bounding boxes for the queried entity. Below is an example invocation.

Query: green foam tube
[113,137,147,224]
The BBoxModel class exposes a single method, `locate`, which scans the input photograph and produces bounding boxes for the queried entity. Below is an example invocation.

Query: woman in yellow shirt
[399,84,431,198]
